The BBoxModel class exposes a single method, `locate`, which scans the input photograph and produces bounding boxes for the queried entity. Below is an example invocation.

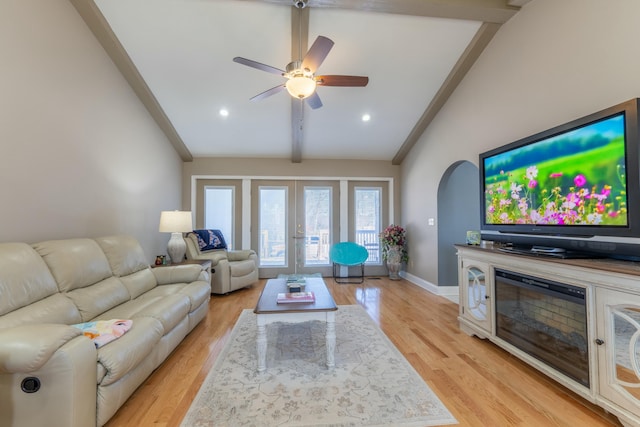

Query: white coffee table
[253,277,338,372]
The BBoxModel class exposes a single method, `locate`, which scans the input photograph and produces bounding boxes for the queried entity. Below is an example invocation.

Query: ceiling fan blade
[250,85,286,101]
[316,75,369,87]
[233,57,284,75]
[305,92,323,110]
[301,36,334,73]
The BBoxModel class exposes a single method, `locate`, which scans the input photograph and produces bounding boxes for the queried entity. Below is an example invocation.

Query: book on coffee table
[276,291,315,304]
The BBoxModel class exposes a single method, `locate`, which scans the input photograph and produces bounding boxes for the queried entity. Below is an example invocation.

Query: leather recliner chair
[184,231,258,294]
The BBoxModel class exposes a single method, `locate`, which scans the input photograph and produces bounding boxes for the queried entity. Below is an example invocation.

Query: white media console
[456,244,640,427]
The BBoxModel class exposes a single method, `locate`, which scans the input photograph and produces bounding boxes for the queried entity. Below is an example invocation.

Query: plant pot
[386,245,403,280]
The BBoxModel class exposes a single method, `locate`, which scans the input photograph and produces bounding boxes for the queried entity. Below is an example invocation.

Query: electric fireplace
[494,269,589,388]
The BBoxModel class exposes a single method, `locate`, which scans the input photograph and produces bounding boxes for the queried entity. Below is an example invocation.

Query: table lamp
[159,210,193,264]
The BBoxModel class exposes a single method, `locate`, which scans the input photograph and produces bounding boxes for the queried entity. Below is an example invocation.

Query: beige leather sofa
[185,233,258,294]
[0,235,210,427]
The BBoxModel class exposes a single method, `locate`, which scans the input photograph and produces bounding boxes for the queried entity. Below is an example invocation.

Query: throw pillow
[193,229,227,251]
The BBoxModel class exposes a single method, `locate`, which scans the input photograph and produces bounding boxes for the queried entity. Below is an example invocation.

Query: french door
[195,177,390,279]
[349,181,389,277]
[251,180,339,278]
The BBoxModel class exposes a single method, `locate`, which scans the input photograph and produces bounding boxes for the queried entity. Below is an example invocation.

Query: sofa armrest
[189,251,227,266]
[0,324,97,427]
[0,324,87,373]
[227,250,257,261]
[152,264,204,285]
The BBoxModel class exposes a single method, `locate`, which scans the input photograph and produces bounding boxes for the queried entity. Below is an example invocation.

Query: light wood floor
[105,277,623,427]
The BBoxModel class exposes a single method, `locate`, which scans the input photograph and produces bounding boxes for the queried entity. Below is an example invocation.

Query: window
[204,187,234,248]
[258,187,288,267]
[304,186,332,265]
[354,187,382,264]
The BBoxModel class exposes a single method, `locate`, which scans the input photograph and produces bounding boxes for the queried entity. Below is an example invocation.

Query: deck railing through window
[355,230,380,264]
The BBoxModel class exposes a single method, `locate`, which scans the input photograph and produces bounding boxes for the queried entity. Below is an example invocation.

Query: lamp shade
[159,211,193,233]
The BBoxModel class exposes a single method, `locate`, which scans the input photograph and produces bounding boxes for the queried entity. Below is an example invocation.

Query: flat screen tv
[480,98,640,260]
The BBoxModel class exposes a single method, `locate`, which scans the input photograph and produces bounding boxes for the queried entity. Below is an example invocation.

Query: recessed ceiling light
[219,108,229,117]
[362,113,371,122]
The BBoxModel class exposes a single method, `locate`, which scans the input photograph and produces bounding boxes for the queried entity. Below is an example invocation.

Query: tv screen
[483,113,628,227]
[479,98,640,259]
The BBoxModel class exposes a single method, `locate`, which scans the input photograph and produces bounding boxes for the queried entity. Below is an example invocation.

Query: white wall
[402,0,640,284]
[0,0,183,259]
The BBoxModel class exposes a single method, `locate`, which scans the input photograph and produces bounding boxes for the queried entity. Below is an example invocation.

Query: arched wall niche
[437,160,480,286]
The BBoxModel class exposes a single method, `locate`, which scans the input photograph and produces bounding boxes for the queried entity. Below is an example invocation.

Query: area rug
[276,273,323,279]
[180,305,457,427]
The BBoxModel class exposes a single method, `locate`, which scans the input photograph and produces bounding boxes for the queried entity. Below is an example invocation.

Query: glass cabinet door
[460,260,491,333]
[596,288,640,416]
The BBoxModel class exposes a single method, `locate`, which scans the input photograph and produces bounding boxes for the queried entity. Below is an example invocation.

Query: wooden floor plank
[104,277,623,427]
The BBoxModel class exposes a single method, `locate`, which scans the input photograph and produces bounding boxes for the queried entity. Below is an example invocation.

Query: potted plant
[380,224,408,280]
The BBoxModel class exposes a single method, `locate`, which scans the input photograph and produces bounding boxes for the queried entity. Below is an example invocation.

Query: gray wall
[401,0,640,285]
[183,157,401,221]
[0,0,182,259]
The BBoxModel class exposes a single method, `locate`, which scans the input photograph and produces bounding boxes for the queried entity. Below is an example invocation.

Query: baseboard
[401,271,459,303]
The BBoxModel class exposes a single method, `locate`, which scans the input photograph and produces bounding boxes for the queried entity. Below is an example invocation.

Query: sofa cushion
[144,282,210,313]
[0,294,82,329]
[33,239,113,293]
[96,316,163,386]
[0,243,60,317]
[229,259,258,277]
[178,282,211,310]
[33,239,134,321]
[118,268,157,300]
[66,277,131,322]
[97,293,190,335]
[94,235,149,277]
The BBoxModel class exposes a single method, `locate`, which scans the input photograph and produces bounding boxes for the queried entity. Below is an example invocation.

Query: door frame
[191,175,395,278]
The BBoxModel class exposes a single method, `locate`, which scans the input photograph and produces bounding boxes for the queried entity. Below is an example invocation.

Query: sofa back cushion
[95,235,157,299]
[33,239,131,322]
[0,243,81,327]
[0,293,82,328]
[94,235,148,277]
[33,239,113,292]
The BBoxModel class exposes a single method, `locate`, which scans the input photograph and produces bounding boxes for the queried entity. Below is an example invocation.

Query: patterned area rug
[181,305,457,427]
[277,273,323,279]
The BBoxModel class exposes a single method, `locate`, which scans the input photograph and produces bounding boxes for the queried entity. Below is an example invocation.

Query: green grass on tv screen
[484,116,628,227]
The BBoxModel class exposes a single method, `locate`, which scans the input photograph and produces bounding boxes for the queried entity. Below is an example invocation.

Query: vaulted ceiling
[70,0,529,164]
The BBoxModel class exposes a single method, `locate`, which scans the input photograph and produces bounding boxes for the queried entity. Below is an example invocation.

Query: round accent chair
[329,241,368,284]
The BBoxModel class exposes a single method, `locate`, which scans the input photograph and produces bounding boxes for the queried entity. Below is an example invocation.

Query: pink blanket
[72,319,133,348]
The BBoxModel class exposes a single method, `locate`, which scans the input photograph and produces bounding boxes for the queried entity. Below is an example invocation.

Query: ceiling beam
[243,0,520,24]
[392,22,501,165]
[291,100,304,163]
[290,5,310,163]
[69,0,193,162]
[70,0,522,165]
[258,0,520,164]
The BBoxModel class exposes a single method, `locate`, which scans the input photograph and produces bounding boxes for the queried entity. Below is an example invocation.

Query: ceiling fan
[232,4,368,110]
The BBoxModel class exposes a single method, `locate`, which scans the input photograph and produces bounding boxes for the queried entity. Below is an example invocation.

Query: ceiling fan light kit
[285,75,316,99]
[284,61,316,99]
[232,9,369,110]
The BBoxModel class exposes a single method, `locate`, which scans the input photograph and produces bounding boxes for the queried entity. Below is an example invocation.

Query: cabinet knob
[595,338,605,346]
